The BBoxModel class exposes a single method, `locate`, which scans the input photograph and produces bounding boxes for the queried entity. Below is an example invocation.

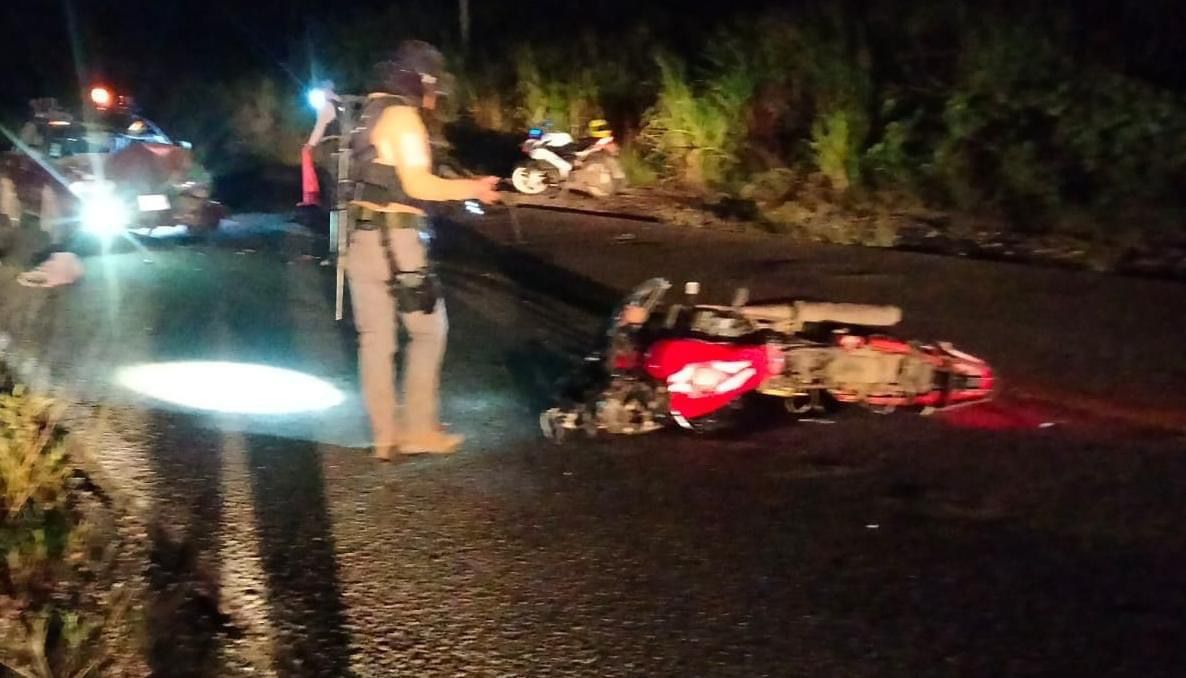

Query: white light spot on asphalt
[116,361,344,414]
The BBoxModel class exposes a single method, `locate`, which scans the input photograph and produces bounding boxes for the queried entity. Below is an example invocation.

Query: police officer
[349,41,499,459]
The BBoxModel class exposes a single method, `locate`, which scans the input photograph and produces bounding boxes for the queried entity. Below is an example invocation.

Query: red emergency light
[90,86,113,109]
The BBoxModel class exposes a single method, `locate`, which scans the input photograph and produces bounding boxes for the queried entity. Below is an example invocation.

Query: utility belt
[352,208,424,230]
[351,206,441,314]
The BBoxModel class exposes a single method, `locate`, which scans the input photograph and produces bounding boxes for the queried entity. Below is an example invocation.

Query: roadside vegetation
[0,373,133,677]
[148,0,1186,269]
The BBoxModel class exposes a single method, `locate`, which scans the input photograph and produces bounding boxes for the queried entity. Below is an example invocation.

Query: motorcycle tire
[686,397,746,435]
[511,165,549,195]
[540,409,569,444]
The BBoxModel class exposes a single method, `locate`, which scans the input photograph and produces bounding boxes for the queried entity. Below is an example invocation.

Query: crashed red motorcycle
[540,278,995,441]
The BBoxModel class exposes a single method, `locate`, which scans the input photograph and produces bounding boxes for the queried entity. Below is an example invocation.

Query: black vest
[350,94,422,208]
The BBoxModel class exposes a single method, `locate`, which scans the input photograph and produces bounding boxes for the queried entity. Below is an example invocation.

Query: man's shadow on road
[137,248,353,677]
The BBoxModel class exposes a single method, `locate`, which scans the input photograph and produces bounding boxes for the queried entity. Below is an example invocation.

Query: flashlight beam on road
[116,361,345,415]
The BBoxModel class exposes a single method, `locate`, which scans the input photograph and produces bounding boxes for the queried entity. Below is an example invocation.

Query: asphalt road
[1,212,1185,677]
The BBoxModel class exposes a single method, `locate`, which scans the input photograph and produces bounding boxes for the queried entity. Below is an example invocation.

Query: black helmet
[371,40,453,100]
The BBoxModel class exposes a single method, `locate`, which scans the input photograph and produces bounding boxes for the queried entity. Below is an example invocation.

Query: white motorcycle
[510,120,626,198]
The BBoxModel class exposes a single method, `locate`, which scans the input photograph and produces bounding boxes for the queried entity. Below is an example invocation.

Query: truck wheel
[189,202,225,236]
[39,183,63,242]
[0,214,14,258]
[0,176,21,225]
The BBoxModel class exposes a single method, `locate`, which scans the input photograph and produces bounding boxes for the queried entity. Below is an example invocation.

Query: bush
[740,168,800,203]
[179,1,1186,245]
[1,384,128,678]
[811,110,859,192]
[797,14,872,193]
[618,144,659,187]
[1,387,69,521]
[863,109,923,189]
[637,54,756,188]
[156,75,308,178]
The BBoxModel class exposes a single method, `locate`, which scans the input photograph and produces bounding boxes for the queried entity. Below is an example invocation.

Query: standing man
[349,40,499,459]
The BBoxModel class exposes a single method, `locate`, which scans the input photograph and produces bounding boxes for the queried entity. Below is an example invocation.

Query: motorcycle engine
[596,378,665,435]
[825,349,901,387]
[820,348,936,394]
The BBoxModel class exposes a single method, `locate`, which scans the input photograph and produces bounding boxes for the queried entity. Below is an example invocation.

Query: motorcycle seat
[554,138,606,158]
[741,301,902,328]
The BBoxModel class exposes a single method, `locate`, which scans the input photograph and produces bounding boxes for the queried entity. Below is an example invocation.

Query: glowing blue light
[116,361,345,414]
[307,88,327,111]
[528,128,542,138]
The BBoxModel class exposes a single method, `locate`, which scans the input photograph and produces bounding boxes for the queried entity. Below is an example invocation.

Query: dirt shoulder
[507,185,1186,282]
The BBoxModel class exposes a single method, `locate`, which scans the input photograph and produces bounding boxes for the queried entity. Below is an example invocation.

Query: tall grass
[1,385,125,677]
[150,0,1186,240]
[637,54,756,189]
[512,48,605,134]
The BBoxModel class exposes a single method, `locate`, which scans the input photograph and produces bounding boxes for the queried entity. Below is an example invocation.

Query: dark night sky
[0,0,768,117]
[3,0,1186,122]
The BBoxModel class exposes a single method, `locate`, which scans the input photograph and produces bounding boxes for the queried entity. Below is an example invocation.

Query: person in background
[305,80,340,148]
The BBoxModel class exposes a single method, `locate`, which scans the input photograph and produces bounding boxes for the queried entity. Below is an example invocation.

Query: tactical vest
[349,94,422,209]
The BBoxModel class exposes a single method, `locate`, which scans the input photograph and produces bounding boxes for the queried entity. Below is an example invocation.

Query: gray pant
[346,225,447,447]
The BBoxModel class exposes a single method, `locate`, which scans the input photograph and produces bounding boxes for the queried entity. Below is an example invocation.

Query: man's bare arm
[373,106,497,203]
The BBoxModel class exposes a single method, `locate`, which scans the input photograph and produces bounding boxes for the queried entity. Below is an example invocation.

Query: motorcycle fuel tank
[645,339,770,421]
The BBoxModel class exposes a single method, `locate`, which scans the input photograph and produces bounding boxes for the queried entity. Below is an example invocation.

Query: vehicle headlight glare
[80,192,131,237]
[69,179,114,197]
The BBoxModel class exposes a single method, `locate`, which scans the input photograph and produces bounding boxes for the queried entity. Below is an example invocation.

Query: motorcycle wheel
[540,409,569,444]
[511,165,549,195]
[785,392,818,415]
[687,398,745,435]
[598,380,662,435]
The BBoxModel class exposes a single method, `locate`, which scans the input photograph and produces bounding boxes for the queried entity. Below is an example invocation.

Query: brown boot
[373,443,400,462]
[399,431,465,455]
